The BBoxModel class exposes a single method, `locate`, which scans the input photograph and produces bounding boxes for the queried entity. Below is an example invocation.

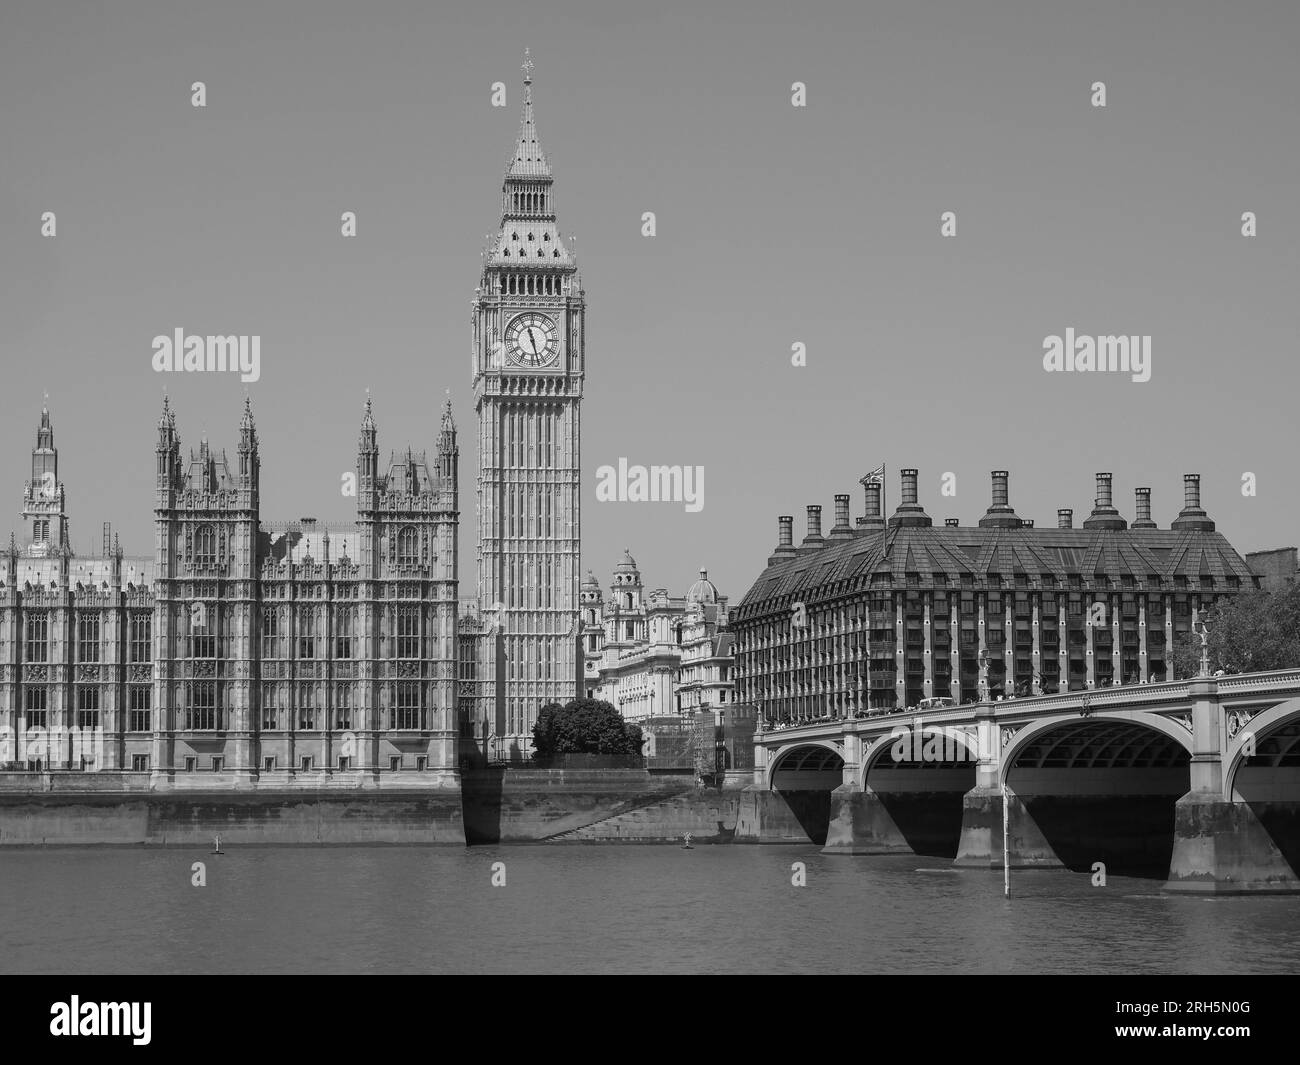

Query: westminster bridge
[737,669,1300,893]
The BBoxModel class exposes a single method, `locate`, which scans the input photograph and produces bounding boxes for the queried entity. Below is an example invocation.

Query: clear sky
[1,0,1296,601]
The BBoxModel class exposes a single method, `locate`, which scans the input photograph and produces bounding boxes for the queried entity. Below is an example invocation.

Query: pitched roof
[737,524,1259,615]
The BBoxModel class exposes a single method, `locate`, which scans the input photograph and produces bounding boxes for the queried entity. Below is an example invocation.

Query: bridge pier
[1165,797,1300,894]
[735,785,832,844]
[822,783,914,855]
[952,785,1064,869]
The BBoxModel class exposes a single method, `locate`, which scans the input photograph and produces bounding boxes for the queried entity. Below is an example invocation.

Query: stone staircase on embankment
[544,788,741,842]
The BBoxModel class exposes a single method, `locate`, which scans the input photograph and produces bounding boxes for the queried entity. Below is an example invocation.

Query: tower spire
[507,48,550,179]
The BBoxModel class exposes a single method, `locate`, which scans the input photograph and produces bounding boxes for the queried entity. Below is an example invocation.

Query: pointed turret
[358,393,379,489]
[237,396,260,490]
[438,394,458,486]
[506,48,551,181]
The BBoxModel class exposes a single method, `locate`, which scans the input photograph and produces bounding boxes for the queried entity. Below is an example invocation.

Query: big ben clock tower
[473,50,585,750]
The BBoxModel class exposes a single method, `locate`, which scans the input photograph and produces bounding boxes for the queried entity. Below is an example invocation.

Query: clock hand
[526,329,537,355]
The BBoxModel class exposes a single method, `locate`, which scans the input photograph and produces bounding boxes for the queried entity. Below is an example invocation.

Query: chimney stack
[768,515,798,566]
[829,493,854,539]
[1057,508,1073,529]
[857,479,885,531]
[1082,472,1127,530]
[799,505,826,550]
[1132,487,1156,529]
[979,469,1021,528]
[1171,473,1215,532]
[944,518,960,528]
[888,468,932,528]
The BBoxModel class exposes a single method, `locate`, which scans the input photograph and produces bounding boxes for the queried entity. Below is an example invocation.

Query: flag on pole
[862,464,885,484]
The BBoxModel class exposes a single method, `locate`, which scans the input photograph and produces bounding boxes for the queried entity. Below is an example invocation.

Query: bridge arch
[860,722,982,789]
[1225,696,1300,800]
[996,711,1192,878]
[998,711,1193,788]
[766,741,845,792]
[859,722,981,859]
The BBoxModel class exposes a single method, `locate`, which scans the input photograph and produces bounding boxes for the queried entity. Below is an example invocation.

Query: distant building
[579,551,733,722]
[732,470,1261,724]
[1246,547,1298,592]
[0,398,461,782]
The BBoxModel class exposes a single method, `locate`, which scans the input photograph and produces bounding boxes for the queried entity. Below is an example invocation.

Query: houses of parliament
[0,54,585,782]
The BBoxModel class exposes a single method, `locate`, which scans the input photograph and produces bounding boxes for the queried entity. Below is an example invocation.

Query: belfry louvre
[731,469,1259,723]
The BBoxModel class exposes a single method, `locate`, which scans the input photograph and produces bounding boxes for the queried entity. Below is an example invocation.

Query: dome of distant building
[687,567,719,604]
[581,570,600,591]
[613,548,638,574]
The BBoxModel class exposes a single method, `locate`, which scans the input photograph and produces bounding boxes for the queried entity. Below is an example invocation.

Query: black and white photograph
[0,0,1296,1037]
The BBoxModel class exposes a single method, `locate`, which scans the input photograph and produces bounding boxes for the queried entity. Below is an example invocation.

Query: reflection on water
[2,846,1298,974]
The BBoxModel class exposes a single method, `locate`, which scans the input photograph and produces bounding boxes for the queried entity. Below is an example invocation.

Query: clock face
[505,312,558,367]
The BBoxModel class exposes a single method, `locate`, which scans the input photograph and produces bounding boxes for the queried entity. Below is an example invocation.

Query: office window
[336,685,352,730]
[397,526,419,567]
[129,613,151,662]
[25,613,49,662]
[129,686,151,732]
[76,687,100,729]
[338,756,351,771]
[298,686,317,730]
[25,687,48,729]
[185,756,197,772]
[131,754,150,772]
[186,681,218,730]
[189,605,215,658]
[194,525,218,568]
[75,613,100,663]
[336,608,354,659]
[394,681,421,730]
[262,607,280,658]
[212,756,224,772]
[298,609,316,659]
[390,756,401,772]
[260,683,279,730]
[264,756,276,772]
[416,756,427,772]
[300,756,313,772]
[396,607,419,658]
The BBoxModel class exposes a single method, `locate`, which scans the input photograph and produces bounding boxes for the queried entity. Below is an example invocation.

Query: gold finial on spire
[522,48,534,84]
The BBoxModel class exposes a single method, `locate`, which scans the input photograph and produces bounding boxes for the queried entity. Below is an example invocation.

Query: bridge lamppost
[1193,618,1211,678]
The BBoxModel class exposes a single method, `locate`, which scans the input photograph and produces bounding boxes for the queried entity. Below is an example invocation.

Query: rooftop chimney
[1057,508,1073,529]
[829,493,854,540]
[944,518,960,527]
[1132,487,1156,529]
[1082,472,1127,530]
[1171,473,1216,532]
[768,515,798,566]
[856,478,885,531]
[799,505,826,550]
[888,467,932,528]
[979,469,1021,528]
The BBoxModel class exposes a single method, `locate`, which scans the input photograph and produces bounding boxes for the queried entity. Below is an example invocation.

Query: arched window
[553,249,560,257]
[624,592,633,609]
[503,248,510,257]
[194,525,218,568]
[527,232,534,242]
[396,526,419,567]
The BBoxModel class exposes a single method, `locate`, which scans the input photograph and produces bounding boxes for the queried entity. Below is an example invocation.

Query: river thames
[3,845,1298,974]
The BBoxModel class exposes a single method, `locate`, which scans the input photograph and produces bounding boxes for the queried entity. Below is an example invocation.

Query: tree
[1171,583,1300,678]
[531,698,644,763]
